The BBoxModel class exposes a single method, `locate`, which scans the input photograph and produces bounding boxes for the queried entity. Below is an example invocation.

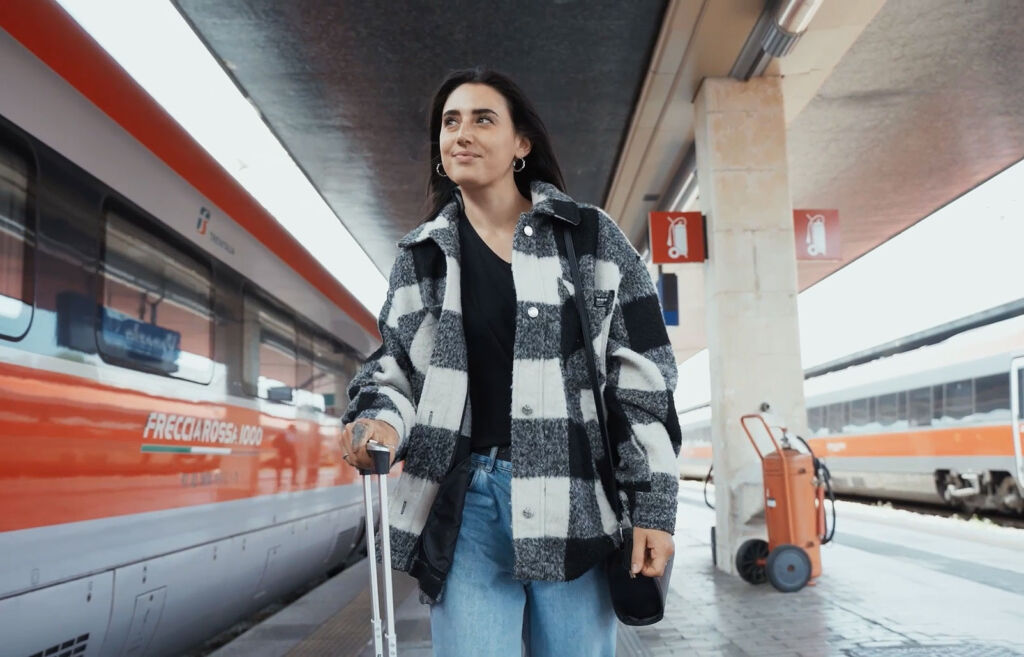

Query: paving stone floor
[625,486,1024,656]
[221,482,1024,656]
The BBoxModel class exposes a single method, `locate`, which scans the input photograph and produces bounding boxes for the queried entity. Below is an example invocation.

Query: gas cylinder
[762,448,822,579]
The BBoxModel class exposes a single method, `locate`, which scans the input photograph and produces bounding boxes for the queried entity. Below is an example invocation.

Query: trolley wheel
[765,544,812,593]
[735,539,769,584]
[710,526,717,566]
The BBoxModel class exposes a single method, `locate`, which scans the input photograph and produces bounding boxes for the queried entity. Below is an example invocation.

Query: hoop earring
[435,162,447,178]
[513,157,526,173]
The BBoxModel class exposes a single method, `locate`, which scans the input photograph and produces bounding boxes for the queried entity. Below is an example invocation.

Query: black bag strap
[559,222,624,527]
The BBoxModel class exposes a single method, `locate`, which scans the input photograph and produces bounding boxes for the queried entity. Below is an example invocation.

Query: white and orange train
[0,5,389,657]
[678,314,1024,515]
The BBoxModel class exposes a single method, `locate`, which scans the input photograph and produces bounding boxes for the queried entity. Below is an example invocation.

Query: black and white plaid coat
[343,181,681,582]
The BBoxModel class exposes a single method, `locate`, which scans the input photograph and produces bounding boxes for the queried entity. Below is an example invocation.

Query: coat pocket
[559,279,616,329]
[559,278,615,376]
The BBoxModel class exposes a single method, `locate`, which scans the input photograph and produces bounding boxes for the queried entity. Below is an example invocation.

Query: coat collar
[397,181,580,256]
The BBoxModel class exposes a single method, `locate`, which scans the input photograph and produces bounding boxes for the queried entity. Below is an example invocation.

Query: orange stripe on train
[0,360,378,533]
[806,426,1016,458]
[679,426,1016,461]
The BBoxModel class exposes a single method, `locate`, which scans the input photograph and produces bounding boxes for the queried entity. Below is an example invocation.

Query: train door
[1011,358,1024,488]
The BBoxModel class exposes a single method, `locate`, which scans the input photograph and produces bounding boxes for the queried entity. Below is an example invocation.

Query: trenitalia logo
[196,207,210,235]
[194,206,236,255]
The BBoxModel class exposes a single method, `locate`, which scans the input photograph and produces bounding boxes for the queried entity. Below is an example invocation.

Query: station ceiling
[173,0,669,273]
[173,0,1024,362]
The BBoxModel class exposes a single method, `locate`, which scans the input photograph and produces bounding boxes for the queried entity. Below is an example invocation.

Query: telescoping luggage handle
[359,437,398,657]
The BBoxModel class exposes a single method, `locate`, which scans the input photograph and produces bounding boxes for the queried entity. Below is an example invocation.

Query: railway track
[681,479,1024,530]
[838,494,1024,530]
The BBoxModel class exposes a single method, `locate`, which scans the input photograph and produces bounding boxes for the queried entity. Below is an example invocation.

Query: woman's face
[439,83,530,192]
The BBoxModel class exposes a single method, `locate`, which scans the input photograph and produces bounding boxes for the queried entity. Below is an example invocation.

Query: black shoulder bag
[559,221,673,626]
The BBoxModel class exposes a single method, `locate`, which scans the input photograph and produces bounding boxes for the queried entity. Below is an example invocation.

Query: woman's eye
[443,118,458,127]
[477,116,493,124]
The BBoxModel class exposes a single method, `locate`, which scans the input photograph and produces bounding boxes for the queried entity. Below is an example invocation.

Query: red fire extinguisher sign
[649,211,704,264]
[793,209,840,260]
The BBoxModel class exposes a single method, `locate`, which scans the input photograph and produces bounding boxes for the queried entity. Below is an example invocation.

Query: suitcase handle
[361,438,397,656]
[358,439,392,476]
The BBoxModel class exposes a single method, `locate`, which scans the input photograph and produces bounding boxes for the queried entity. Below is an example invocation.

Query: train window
[212,272,245,396]
[242,294,298,401]
[974,373,1010,417]
[943,379,973,420]
[300,333,359,416]
[908,387,931,427]
[98,206,213,383]
[1019,370,1024,420]
[876,392,900,426]
[296,328,316,403]
[35,159,102,357]
[0,139,35,339]
[826,402,846,434]
[807,406,824,433]
[932,385,944,420]
[848,398,871,429]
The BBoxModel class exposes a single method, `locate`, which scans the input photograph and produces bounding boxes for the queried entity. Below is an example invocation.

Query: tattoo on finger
[351,423,367,452]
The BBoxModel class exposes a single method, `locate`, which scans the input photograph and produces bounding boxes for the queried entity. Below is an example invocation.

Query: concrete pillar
[693,77,808,576]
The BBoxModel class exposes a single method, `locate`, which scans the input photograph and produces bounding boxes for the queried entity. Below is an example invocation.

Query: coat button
[524,225,534,236]
[522,508,534,519]
[521,405,533,416]
[527,306,539,318]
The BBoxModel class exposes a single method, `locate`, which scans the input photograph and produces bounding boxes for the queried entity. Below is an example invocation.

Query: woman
[340,68,681,656]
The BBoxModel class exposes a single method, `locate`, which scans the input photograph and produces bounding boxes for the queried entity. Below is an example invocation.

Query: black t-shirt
[459,211,515,449]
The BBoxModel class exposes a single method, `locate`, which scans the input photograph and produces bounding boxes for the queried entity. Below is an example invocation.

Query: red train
[1,5,386,656]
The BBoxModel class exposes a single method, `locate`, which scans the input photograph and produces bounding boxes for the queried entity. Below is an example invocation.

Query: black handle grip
[358,440,392,476]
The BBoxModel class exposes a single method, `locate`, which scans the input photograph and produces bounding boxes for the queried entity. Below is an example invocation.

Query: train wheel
[735,539,769,584]
[995,476,1023,513]
[956,498,980,516]
[766,544,812,593]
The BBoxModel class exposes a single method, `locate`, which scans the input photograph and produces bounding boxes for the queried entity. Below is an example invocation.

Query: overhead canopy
[173,0,1024,361]
[174,0,669,274]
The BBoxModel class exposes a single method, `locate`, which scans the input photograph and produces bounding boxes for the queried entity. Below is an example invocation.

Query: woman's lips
[453,153,478,163]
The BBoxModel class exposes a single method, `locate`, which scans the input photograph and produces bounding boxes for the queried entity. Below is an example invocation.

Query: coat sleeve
[599,214,682,535]
[341,250,419,460]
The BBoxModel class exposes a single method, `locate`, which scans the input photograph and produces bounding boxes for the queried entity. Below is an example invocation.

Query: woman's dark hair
[422,67,566,223]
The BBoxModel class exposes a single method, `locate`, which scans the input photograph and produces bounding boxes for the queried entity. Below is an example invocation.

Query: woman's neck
[460,180,532,233]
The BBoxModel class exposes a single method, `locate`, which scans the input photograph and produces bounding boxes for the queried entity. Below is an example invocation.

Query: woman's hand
[630,527,675,578]
[340,419,399,471]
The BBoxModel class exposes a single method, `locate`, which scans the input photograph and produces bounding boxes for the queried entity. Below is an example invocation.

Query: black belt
[471,444,512,461]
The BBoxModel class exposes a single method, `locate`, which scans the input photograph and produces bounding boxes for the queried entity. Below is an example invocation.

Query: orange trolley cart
[734,413,834,592]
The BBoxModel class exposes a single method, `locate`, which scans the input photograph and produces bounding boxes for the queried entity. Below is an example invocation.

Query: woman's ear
[516,135,532,159]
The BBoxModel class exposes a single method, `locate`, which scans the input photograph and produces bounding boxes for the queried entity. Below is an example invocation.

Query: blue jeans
[429,450,616,657]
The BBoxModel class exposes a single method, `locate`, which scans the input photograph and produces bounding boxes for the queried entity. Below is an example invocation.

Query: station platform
[210,482,1024,657]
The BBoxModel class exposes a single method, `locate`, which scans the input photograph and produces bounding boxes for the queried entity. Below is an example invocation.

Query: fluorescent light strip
[56,0,387,316]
